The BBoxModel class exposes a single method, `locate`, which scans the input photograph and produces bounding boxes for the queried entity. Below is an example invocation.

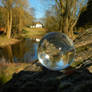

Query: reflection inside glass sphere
[38,32,75,70]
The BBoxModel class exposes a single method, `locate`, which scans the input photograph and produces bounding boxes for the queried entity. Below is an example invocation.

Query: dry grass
[21,27,47,39]
[0,36,20,47]
[0,62,31,84]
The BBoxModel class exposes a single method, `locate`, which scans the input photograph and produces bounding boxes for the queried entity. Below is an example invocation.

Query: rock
[0,60,92,92]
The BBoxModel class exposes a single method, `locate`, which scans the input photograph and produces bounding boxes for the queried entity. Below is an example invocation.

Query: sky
[28,0,88,20]
[28,0,55,19]
[0,0,88,19]
[0,0,55,19]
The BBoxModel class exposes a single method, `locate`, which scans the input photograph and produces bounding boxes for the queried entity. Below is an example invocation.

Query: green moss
[0,72,12,84]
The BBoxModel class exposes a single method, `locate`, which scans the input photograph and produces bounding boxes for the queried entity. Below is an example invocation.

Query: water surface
[0,38,38,63]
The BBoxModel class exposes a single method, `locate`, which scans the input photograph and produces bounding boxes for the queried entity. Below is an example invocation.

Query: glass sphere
[38,32,75,70]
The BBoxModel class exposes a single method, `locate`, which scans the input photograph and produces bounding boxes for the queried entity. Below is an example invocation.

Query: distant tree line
[0,0,35,38]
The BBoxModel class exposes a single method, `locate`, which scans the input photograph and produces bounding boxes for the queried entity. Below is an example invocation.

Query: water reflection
[0,38,38,63]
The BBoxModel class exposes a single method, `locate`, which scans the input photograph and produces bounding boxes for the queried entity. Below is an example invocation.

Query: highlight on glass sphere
[38,32,75,71]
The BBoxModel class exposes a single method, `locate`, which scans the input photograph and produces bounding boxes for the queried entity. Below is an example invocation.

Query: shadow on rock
[0,60,92,92]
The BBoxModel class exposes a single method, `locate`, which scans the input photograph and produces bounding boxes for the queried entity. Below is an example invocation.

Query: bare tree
[1,0,30,38]
[55,0,87,39]
[44,5,60,32]
[2,0,14,38]
[15,0,29,33]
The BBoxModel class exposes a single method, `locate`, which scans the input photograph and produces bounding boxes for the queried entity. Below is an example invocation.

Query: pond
[0,38,38,63]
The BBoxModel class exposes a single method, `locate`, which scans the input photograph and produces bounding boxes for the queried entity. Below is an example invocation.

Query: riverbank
[21,27,46,39]
[0,36,20,47]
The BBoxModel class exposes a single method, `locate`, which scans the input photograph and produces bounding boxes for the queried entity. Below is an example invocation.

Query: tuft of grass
[0,63,31,85]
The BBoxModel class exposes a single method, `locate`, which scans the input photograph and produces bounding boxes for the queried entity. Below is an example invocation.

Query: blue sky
[28,0,55,19]
[0,0,88,19]
[28,0,88,19]
[0,0,55,19]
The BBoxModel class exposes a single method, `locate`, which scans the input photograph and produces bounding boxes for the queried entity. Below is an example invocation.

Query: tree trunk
[18,9,23,33]
[6,45,13,63]
[69,26,74,40]
[18,16,22,33]
[6,9,12,39]
[62,0,69,36]
[62,17,69,36]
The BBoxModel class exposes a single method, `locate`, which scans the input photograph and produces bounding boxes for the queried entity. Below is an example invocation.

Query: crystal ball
[38,32,75,70]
